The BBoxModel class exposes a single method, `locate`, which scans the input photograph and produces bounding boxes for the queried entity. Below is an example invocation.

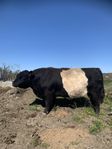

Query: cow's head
[13,70,32,89]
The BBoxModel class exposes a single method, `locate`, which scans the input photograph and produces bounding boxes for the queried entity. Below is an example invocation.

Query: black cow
[13,67,105,114]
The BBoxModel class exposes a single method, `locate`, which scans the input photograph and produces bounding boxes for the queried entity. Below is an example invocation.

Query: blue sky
[0,0,112,72]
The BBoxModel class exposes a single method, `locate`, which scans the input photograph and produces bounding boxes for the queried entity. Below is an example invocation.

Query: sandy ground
[0,86,112,149]
[0,81,13,88]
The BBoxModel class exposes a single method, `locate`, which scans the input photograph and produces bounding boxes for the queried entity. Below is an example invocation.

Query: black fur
[82,68,105,114]
[13,67,105,114]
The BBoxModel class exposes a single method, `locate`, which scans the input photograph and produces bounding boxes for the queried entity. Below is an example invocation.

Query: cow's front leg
[44,90,55,114]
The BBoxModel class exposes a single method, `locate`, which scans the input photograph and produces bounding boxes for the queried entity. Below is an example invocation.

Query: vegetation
[31,136,50,148]
[0,64,20,81]
[72,115,82,123]
[89,120,104,134]
[104,73,112,91]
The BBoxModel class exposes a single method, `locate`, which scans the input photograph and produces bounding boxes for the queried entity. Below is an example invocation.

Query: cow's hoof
[43,109,49,114]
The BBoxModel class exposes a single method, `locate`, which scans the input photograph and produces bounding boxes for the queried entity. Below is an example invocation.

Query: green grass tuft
[89,120,104,135]
[72,115,82,123]
[40,142,50,148]
[84,107,96,117]
[29,105,42,112]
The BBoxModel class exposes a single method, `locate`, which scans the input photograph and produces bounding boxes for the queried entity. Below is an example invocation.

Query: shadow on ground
[29,97,91,109]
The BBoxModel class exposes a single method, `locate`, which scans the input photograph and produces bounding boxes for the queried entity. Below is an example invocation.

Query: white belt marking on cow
[60,68,88,98]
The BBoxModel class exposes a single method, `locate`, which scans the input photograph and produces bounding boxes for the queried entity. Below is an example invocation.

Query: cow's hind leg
[88,92,100,115]
[91,98,100,115]
[44,90,55,114]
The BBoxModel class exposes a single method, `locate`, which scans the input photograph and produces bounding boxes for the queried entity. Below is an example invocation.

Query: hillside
[104,73,112,80]
[103,73,112,96]
[0,75,112,149]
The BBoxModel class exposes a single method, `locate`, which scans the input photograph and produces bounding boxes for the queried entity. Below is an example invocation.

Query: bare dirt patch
[0,87,112,149]
[40,127,92,149]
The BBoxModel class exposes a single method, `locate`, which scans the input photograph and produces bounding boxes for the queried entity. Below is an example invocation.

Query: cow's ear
[29,71,35,79]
